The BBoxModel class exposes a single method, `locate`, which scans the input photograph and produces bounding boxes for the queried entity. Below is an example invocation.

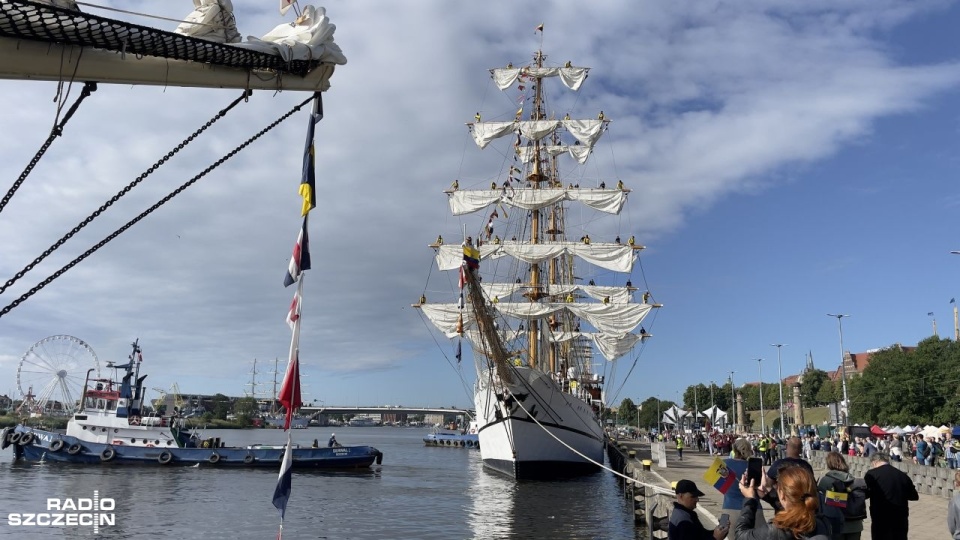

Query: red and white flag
[286,288,301,330]
[279,0,296,16]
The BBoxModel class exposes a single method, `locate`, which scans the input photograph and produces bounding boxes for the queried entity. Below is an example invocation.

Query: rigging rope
[0,90,252,296]
[0,81,97,216]
[0,94,314,318]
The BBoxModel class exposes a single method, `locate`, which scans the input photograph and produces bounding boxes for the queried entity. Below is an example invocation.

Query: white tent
[921,425,941,439]
[661,405,690,426]
[699,405,727,424]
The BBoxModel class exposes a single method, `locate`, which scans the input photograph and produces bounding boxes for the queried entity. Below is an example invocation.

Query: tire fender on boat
[8,432,22,446]
[50,439,66,452]
[243,454,255,465]
[100,446,116,461]
[18,432,34,446]
[158,451,173,464]
[0,428,12,450]
[67,443,83,455]
[208,452,221,464]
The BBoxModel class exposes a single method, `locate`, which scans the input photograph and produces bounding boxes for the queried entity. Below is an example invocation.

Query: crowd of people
[664,433,925,540]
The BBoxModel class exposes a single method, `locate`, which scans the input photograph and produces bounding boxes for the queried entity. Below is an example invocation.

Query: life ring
[129,417,141,426]
[50,439,66,452]
[243,454,255,465]
[208,452,221,464]
[18,432,35,446]
[8,432,22,445]
[67,443,83,455]
[158,451,173,464]
[100,446,116,461]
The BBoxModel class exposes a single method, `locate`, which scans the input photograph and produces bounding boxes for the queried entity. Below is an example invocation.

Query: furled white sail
[436,325,642,362]
[420,301,650,337]
[491,66,589,91]
[517,145,592,164]
[477,283,633,304]
[470,119,606,150]
[448,188,627,216]
[435,242,636,273]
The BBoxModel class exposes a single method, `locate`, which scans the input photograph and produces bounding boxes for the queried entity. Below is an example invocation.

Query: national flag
[279,0,296,15]
[283,217,312,287]
[286,289,301,330]
[535,23,544,32]
[458,265,466,289]
[272,431,295,520]
[463,244,480,270]
[278,351,302,431]
[928,312,935,316]
[299,94,323,217]
[823,489,848,509]
[702,456,736,494]
[952,298,956,304]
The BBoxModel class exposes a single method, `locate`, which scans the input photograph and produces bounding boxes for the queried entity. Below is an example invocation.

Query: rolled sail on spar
[416,42,660,480]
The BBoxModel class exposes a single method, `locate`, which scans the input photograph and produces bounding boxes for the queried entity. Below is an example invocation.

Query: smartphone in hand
[746,457,763,487]
[718,514,730,529]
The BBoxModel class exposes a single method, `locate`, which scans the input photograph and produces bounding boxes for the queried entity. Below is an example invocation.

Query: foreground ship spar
[417,46,659,479]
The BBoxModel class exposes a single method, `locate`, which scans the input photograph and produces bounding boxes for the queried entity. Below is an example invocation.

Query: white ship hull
[474,366,604,479]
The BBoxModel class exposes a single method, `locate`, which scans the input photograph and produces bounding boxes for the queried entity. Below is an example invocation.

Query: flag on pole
[283,216,312,287]
[279,0,296,15]
[928,312,935,316]
[299,94,323,217]
[272,431,295,521]
[455,341,462,364]
[286,289,302,330]
[535,23,544,32]
[278,350,303,430]
[462,243,480,270]
[952,298,956,304]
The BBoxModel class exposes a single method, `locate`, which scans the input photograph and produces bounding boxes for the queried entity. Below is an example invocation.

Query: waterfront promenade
[618,440,948,539]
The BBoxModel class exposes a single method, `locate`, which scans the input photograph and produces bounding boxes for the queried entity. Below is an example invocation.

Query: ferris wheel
[17,335,100,415]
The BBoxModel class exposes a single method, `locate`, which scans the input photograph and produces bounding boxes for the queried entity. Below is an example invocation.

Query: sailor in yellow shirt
[758,436,770,465]
[676,435,684,461]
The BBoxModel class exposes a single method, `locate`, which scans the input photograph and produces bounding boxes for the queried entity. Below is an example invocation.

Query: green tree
[617,398,638,426]
[211,393,230,420]
[233,396,259,424]
[800,369,830,407]
[815,378,838,406]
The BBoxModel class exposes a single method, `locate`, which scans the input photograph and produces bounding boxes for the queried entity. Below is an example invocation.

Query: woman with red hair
[734,465,831,539]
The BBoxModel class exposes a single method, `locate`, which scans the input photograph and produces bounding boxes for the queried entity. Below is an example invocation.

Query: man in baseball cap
[668,479,728,540]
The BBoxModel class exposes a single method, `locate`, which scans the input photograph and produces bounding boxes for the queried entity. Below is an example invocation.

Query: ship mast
[526,49,547,372]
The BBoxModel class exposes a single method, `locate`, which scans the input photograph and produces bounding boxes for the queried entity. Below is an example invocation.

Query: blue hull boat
[1,340,382,470]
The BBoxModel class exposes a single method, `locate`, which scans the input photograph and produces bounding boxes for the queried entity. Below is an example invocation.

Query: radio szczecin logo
[8,491,115,533]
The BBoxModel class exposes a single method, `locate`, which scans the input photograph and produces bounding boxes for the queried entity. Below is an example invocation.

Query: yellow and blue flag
[299,94,322,216]
[703,456,736,494]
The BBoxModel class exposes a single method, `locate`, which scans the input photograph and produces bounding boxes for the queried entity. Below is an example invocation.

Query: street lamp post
[771,344,787,436]
[827,314,851,425]
[728,371,736,432]
[710,380,715,407]
[756,358,765,434]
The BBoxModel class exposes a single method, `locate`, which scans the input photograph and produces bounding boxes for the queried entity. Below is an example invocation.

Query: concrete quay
[615,440,949,539]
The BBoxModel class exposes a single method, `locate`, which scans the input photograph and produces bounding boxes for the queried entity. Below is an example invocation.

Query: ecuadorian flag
[703,457,737,494]
[824,490,848,509]
[463,244,480,270]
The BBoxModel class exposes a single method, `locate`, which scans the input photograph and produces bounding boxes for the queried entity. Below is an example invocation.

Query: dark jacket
[668,502,715,540]
[864,463,918,519]
[735,498,832,540]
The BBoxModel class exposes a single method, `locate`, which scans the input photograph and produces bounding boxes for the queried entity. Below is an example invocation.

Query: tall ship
[417,42,659,479]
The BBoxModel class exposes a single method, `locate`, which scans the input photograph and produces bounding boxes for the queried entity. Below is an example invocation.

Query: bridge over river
[299,405,474,419]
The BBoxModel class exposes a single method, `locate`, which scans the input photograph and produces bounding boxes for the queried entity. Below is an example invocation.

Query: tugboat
[1,340,383,469]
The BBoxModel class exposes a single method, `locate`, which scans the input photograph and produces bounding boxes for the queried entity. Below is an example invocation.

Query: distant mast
[528,48,546,372]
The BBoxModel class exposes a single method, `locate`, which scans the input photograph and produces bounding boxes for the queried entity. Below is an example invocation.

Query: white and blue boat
[423,420,480,449]
[2,340,382,469]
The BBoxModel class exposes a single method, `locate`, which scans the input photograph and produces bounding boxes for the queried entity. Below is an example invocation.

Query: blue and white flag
[272,431,295,521]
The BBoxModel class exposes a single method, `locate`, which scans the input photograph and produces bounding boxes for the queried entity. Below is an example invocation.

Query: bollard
[642,459,652,471]
[628,450,636,459]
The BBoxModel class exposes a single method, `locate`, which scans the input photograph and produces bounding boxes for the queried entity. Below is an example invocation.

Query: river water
[0,427,639,539]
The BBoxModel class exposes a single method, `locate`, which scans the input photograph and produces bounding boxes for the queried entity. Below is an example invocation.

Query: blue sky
[1,1,960,411]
